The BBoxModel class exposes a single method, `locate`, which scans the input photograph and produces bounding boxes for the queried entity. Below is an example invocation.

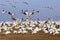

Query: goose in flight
[12,5,16,8]
[22,9,39,15]
[8,12,15,17]
[22,9,39,21]
[2,10,7,14]
[43,6,54,10]
[11,17,19,22]
[11,17,17,21]
[45,16,52,25]
[0,4,6,6]
[23,2,29,5]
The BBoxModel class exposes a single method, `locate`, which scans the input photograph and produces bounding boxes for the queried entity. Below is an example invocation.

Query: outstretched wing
[23,2,28,5]
[11,17,17,21]
[43,6,53,10]
[21,10,28,15]
[8,12,14,17]
[2,10,7,14]
[31,10,39,15]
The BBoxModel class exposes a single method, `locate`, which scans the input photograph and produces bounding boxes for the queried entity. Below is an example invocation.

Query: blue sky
[0,0,60,21]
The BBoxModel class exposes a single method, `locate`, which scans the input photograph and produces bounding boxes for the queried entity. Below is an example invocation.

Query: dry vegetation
[0,31,60,40]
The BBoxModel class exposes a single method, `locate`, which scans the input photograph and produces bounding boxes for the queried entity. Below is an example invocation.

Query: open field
[0,31,60,40]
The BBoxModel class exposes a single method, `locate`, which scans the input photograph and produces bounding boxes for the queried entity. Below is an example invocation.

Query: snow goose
[8,12,15,17]
[3,31,11,34]
[32,27,41,34]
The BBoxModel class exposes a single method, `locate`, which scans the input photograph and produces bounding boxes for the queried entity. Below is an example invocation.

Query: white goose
[3,31,11,34]
[2,10,7,14]
[22,9,39,22]
[8,12,15,17]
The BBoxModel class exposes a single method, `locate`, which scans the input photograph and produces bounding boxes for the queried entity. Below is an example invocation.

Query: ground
[0,31,60,40]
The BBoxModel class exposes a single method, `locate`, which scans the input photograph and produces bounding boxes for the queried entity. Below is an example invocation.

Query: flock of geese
[0,0,54,10]
[0,0,59,35]
[0,9,60,35]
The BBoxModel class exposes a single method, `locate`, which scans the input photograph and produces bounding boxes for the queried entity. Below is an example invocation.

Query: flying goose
[22,9,39,21]
[8,12,15,17]
[2,10,7,14]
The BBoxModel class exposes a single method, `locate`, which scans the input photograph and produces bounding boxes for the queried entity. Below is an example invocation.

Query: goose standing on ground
[3,31,11,34]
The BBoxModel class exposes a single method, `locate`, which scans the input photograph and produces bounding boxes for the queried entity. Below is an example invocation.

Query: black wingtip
[8,12,11,14]
[11,17,16,20]
[2,10,4,11]
[37,11,39,13]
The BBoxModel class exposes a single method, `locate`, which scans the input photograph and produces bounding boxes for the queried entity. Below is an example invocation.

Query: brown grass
[0,31,60,40]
